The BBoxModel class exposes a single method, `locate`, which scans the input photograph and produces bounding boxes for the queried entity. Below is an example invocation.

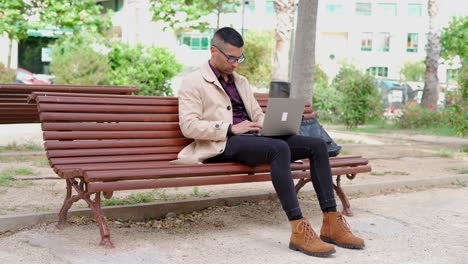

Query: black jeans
[205,135,337,219]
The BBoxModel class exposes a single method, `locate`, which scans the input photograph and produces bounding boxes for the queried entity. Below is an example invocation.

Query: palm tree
[272,0,296,81]
[421,0,441,109]
[290,0,318,102]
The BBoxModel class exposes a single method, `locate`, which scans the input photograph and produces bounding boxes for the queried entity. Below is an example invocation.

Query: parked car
[16,68,52,85]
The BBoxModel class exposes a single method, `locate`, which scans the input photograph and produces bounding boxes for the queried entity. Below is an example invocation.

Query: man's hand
[231,120,263,135]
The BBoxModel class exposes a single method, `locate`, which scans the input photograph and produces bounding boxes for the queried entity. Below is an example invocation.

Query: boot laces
[297,219,318,243]
[336,214,352,233]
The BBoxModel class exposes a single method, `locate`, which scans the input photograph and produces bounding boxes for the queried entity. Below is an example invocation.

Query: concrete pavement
[0,187,466,264]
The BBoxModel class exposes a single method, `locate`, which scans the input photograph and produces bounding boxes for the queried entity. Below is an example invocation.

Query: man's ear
[209,45,216,55]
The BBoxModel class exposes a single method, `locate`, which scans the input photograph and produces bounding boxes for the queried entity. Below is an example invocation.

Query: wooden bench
[0,84,139,124]
[28,92,371,247]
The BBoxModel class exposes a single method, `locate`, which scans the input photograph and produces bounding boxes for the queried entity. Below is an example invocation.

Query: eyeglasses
[212,45,246,64]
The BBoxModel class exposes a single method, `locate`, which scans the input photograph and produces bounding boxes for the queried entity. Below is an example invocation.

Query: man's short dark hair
[212,27,244,48]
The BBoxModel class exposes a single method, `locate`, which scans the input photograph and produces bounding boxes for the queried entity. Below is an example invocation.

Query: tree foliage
[0,1,31,41]
[400,61,425,81]
[0,0,111,68]
[49,32,111,85]
[235,30,274,88]
[149,0,239,31]
[440,16,468,62]
[108,43,183,96]
[0,63,15,83]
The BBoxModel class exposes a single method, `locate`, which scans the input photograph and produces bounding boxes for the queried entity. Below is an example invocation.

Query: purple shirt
[209,61,250,125]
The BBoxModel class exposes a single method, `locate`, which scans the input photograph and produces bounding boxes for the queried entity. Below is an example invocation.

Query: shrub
[312,65,339,122]
[332,64,382,128]
[0,63,15,83]
[443,65,468,137]
[108,43,182,96]
[235,30,274,88]
[49,33,111,85]
[397,105,444,129]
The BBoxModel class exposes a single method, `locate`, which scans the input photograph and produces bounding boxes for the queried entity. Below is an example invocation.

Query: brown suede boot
[289,218,336,257]
[320,212,365,249]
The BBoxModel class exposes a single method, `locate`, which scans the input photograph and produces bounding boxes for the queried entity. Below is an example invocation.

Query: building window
[367,67,388,77]
[266,0,275,14]
[244,1,255,12]
[377,3,397,16]
[325,3,345,15]
[377,32,390,52]
[408,3,423,16]
[356,2,372,16]
[361,32,373,51]
[179,34,211,50]
[222,2,238,13]
[407,33,418,52]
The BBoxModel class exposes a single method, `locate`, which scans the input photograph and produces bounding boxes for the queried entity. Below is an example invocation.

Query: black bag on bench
[298,118,342,157]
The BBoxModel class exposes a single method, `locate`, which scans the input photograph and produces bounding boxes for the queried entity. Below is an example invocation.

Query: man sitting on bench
[174,27,365,257]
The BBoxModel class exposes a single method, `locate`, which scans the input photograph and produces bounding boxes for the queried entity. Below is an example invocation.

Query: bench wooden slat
[87,173,286,192]
[43,131,183,140]
[86,167,374,193]
[44,138,192,150]
[49,153,179,165]
[53,157,367,173]
[87,165,371,193]
[0,84,139,94]
[83,157,369,182]
[39,112,179,122]
[38,103,178,114]
[35,96,178,106]
[47,146,184,158]
[42,122,180,131]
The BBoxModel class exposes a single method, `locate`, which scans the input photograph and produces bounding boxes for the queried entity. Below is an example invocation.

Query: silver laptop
[258,98,305,136]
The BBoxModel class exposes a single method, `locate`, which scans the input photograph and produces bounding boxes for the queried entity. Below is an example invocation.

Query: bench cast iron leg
[333,175,353,217]
[57,179,84,228]
[84,192,114,248]
[295,178,311,194]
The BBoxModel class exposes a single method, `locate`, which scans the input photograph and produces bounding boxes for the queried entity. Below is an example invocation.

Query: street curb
[1,174,467,233]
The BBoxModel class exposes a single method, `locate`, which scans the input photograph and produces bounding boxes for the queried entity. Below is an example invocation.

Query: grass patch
[0,167,35,187]
[452,179,467,187]
[370,171,410,176]
[33,157,50,167]
[436,149,454,158]
[102,192,156,206]
[453,167,468,174]
[191,187,210,198]
[336,118,463,138]
[12,167,34,175]
[33,206,50,213]
[462,146,468,153]
[0,141,43,152]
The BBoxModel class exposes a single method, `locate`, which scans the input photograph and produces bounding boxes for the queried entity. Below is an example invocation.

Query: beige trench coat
[171,61,265,164]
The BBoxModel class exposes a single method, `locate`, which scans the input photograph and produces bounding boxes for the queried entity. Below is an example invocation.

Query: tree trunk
[7,38,13,69]
[272,0,296,82]
[216,1,221,30]
[290,0,318,102]
[421,0,441,109]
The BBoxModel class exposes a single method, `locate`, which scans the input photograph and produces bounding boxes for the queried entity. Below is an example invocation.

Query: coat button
[215,124,220,129]
[227,106,231,110]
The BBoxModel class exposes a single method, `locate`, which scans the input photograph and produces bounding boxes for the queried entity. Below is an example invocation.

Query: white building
[1,0,465,85]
